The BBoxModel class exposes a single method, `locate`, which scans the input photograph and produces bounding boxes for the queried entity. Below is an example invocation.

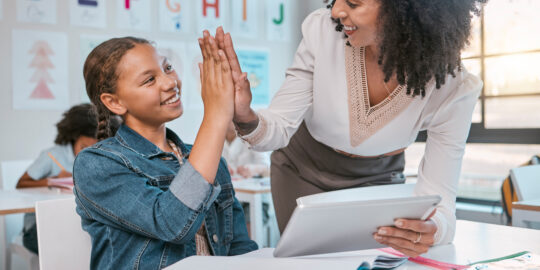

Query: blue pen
[357,261,371,270]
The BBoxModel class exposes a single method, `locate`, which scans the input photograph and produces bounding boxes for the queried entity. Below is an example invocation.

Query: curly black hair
[54,103,122,145]
[327,0,487,97]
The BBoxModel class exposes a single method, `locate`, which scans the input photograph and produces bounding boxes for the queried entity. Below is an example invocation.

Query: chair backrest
[36,197,92,270]
[1,160,33,190]
[510,164,540,201]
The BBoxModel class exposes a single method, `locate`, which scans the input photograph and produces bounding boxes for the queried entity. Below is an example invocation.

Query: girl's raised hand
[198,30,235,123]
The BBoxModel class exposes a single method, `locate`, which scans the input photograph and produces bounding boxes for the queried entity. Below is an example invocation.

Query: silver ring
[413,232,422,244]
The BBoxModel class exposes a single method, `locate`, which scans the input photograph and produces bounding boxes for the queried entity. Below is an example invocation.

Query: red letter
[243,0,247,21]
[203,0,219,18]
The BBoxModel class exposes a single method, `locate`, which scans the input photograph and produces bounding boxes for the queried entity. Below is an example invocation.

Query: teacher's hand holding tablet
[374,210,437,257]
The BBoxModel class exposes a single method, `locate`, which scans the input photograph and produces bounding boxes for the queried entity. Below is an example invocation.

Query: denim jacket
[73,125,258,270]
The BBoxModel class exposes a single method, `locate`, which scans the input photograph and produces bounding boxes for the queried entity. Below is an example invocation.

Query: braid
[95,104,111,141]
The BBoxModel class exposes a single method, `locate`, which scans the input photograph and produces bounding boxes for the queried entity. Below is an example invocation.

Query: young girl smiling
[73,35,257,269]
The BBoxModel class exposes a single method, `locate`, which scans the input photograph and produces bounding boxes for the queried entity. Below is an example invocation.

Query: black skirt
[270,122,406,232]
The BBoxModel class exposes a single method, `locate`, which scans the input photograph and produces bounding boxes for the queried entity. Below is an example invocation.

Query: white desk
[513,198,540,228]
[232,178,273,247]
[0,187,73,270]
[167,220,540,269]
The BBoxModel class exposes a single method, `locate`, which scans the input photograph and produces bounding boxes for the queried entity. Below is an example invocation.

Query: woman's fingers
[376,226,434,245]
[373,218,437,257]
[224,33,243,79]
[374,233,430,257]
[395,219,437,234]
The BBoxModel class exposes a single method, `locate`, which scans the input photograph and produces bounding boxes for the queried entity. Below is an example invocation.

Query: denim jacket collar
[114,124,190,158]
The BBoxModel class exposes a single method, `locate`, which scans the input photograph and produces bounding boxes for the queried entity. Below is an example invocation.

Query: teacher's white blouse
[241,8,482,245]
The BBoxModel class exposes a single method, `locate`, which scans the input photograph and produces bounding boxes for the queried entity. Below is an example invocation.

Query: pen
[47,152,67,172]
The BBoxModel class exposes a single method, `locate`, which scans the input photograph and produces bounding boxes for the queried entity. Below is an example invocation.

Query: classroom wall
[0,0,326,186]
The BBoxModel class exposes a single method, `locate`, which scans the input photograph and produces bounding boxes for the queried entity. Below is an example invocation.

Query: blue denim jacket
[73,125,258,270]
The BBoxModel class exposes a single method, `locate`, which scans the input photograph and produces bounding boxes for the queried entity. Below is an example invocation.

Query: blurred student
[16,103,111,254]
[223,122,269,179]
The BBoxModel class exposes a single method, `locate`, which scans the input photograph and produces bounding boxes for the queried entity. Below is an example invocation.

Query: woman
[211,0,486,257]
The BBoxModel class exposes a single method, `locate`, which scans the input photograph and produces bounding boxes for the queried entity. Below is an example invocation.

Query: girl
[73,36,257,269]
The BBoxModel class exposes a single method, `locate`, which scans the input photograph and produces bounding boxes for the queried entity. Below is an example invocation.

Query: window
[414,0,540,202]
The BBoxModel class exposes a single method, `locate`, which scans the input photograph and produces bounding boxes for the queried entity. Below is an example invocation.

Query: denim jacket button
[212,234,219,243]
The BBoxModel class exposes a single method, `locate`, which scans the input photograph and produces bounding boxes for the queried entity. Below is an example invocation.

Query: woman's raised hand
[198,30,235,123]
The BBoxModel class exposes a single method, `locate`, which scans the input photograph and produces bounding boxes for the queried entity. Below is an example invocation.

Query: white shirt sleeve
[240,10,324,151]
[415,72,483,245]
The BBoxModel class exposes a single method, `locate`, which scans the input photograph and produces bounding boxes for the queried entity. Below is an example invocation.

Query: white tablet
[273,188,441,257]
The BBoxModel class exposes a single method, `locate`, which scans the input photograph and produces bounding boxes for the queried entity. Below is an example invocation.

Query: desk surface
[513,198,540,211]
[0,187,73,215]
[232,178,271,194]
[168,220,540,269]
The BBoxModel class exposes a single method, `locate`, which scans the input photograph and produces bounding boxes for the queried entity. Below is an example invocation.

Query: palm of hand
[234,76,253,120]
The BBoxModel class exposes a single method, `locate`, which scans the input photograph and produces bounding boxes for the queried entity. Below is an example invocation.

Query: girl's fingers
[219,50,233,89]
[216,26,226,49]
[219,50,232,74]
[203,39,215,86]
[209,36,221,65]
[198,62,203,82]
[203,31,213,61]
[199,38,207,60]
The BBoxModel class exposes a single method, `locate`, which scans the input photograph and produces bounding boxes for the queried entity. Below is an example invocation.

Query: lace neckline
[344,45,414,147]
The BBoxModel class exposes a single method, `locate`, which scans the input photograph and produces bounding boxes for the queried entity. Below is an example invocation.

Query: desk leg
[234,192,266,248]
[1,215,8,270]
[251,194,264,248]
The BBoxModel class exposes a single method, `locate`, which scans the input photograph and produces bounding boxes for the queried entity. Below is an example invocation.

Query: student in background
[74,36,257,269]
[15,103,111,254]
[223,122,269,179]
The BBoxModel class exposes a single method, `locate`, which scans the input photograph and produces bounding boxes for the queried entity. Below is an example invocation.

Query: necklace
[167,139,184,165]
[383,80,393,100]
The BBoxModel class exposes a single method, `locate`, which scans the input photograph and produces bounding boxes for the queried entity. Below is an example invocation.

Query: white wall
[0,0,327,178]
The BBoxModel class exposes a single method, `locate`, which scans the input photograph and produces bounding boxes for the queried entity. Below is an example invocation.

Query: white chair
[35,198,91,270]
[1,160,38,270]
[510,164,540,201]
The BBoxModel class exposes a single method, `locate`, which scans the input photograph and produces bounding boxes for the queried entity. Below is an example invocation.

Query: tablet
[273,189,441,257]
